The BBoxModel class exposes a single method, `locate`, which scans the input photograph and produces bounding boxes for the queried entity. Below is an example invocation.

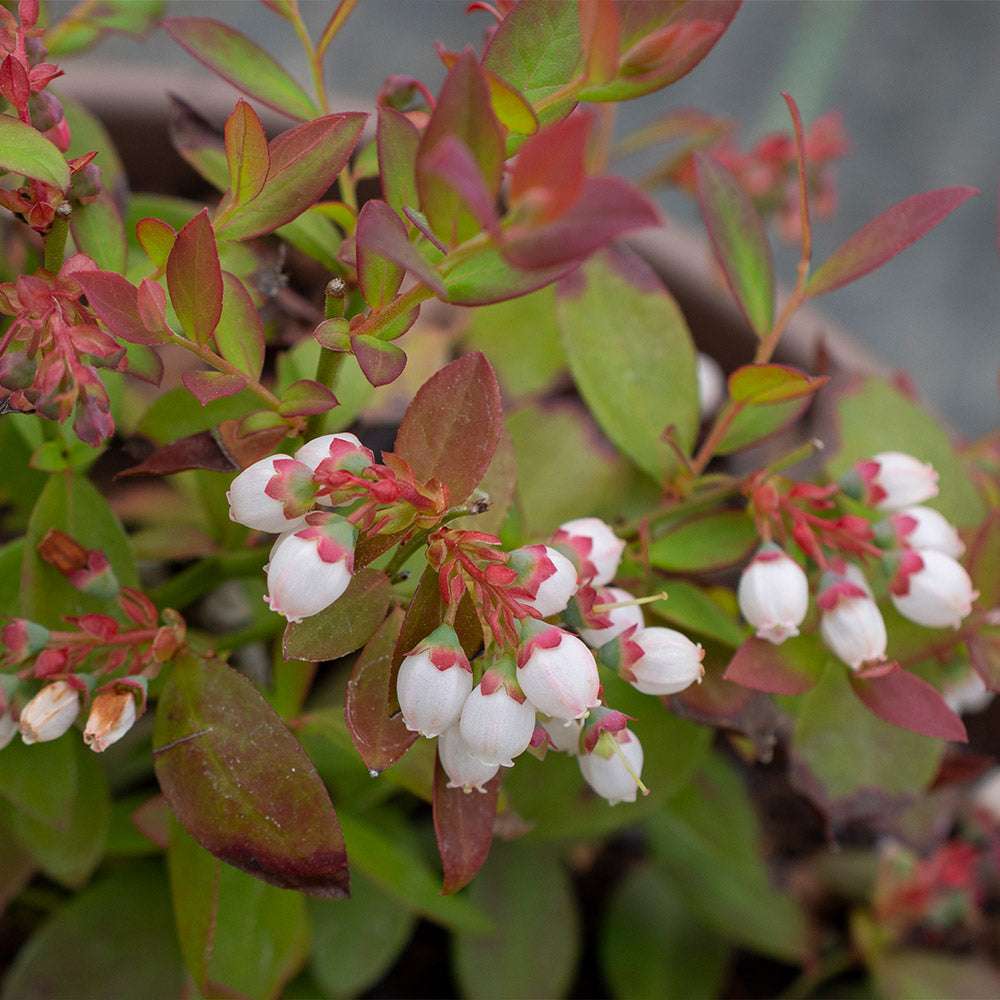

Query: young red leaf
[166,209,224,345]
[215,113,366,239]
[75,270,169,345]
[136,217,176,269]
[727,364,828,405]
[805,186,979,298]
[344,607,418,774]
[419,134,500,238]
[723,636,823,696]
[579,0,621,86]
[351,334,407,388]
[415,49,504,246]
[182,370,246,405]
[214,272,264,382]
[154,654,349,898]
[162,18,320,120]
[137,279,170,338]
[434,759,500,895]
[695,151,775,338]
[225,98,269,204]
[393,352,503,505]
[278,378,338,417]
[356,200,409,307]
[848,665,968,742]
[377,107,421,214]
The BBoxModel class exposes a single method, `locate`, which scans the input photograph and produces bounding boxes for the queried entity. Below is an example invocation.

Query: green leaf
[214,271,264,381]
[557,247,699,481]
[0,862,186,1000]
[715,396,809,454]
[868,950,1000,1000]
[600,863,729,1000]
[377,106,421,214]
[695,152,774,337]
[452,841,580,1000]
[168,819,310,1000]
[70,186,127,272]
[442,244,576,305]
[225,99,269,204]
[278,378,338,417]
[308,869,417,998]
[153,654,350,897]
[166,208,224,345]
[136,386,259,444]
[648,580,745,648]
[648,510,758,572]
[20,473,138,627]
[0,734,77,827]
[0,113,70,188]
[727,363,827,404]
[162,18,319,120]
[276,206,344,272]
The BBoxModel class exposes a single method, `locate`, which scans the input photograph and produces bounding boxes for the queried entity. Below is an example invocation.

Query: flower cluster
[397,517,704,805]
[737,452,977,671]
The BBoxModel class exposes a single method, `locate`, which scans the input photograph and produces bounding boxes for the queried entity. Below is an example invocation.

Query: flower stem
[306,278,349,440]
[43,203,71,274]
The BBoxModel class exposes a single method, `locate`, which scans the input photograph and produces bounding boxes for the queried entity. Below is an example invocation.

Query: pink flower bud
[264,514,357,623]
[613,625,705,696]
[885,506,965,559]
[889,548,978,630]
[83,689,138,752]
[817,569,887,670]
[566,586,645,649]
[296,433,375,508]
[578,727,644,805]
[459,656,537,767]
[516,621,601,721]
[0,618,49,667]
[437,724,500,792]
[19,680,80,744]
[737,543,809,644]
[853,451,939,511]
[551,517,626,586]
[293,432,368,471]
[227,456,316,534]
[396,624,474,737]
[508,544,578,618]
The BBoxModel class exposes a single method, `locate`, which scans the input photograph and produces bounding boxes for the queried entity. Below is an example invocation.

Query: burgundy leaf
[434,757,500,895]
[182,370,245,405]
[805,187,979,298]
[508,111,589,223]
[848,665,968,742]
[153,654,349,897]
[116,431,238,478]
[75,270,169,346]
[166,209,224,346]
[723,636,822,695]
[420,134,500,238]
[394,352,503,505]
[352,334,407,388]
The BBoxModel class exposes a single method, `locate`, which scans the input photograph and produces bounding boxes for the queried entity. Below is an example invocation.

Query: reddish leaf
[356,200,405,307]
[345,607,417,774]
[782,92,813,259]
[136,218,177,269]
[377,107,421,214]
[282,567,392,663]
[216,113,367,240]
[420,135,500,238]
[695,152,774,338]
[75,270,169,346]
[723,636,823,696]
[278,379,338,417]
[415,49,504,246]
[805,187,979,298]
[153,654,349,898]
[502,176,659,270]
[394,352,503,505]
[437,47,537,139]
[352,334,407,387]
[214,272,265,382]
[508,111,589,224]
[137,279,170,339]
[225,99,269,204]
[116,431,238,478]
[849,666,967,742]
[579,0,621,86]
[967,633,1000,692]
[434,758,500,895]
[727,364,828,405]
[166,209,224,345]
[182,370,246,405]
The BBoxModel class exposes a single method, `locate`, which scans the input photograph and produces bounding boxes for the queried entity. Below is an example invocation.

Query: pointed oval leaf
[136,217,177,268]
[377,106,421,213]
[75,269,170,345]
[277,378,338,417]
[723,635,823,696]
[166,208,223,345]
[695,151,774,337]
[393,351,503,504]
[153,653,350,897]
[728,363,828,405]
[434,761,500,895]
[214,271,264,382]
[162,18,319,120]
[0,112,70,188]
[282,567,392,662]
[352,334,408,387]
[216,113,366,239]
[806,187,979,298]
[225,98,269,204]
[356,199,406,307]
[716,396,811,455]
[443,245,577,305]
[848,666,968,742]
[70,186,127,272]
[647,510,758,572]
[181,369,246,405]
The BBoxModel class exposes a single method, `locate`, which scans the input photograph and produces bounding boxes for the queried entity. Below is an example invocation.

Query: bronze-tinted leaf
[434,758,500,895]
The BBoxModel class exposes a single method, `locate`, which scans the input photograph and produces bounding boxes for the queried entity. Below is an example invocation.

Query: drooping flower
[551,517,626,586]
[437,723,500,792]
[578,726,644,806]
[883,505,965,559]
[565,586,645,650]
[888,548,978,630]
[850,451,939,511]
[817,567,887,670]
[83,689,138,752]
[599,625,704,696]
[459,654,537,767]
[19,679,81,744]
[538,714,583,755]
[264,513,358,623]
[515,620,601,721]
[228,455,317,534]
[737,543,809,644]
[298,433,375,508]
[507,544,578,618]
[396,624,473,738]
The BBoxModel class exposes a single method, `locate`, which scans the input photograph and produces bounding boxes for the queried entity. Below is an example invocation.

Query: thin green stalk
[306,278,348,440]
[43,203,71,273]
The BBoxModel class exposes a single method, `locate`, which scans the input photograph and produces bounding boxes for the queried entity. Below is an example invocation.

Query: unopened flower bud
[508,544,578,618]
[459,655,537,767]
[565,586,645,649]
[19,680,80,744]
[37,529,119,599]
[601,625,705,696]
[396,624,473,738]
[847,451,939,511]
[516,620,601,721]
[697,351,726,421]
[737,543,809,644]
[83,689,138,752]
[264,514,357,623]
[578,727,644,806]
[817,568,887,670]
[888,548,978,630]
[551,517,626,586]
[881,505,965,559]
[437,723,500,792]
[0,618,49,666]
[227,455,316,534]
